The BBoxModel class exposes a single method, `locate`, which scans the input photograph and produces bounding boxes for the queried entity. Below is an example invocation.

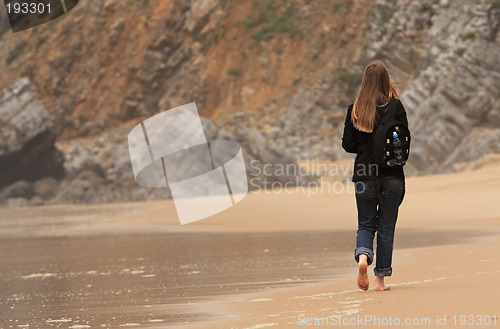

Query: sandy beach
[182,158,500,329]
[2,1,499,328]
[183,238,500,329]
[1,158,500,328]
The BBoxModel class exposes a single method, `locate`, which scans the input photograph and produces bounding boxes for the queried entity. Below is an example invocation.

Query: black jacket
[342,98,408,182]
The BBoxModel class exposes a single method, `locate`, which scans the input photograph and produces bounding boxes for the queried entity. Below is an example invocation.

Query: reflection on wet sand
[0,223,493,328]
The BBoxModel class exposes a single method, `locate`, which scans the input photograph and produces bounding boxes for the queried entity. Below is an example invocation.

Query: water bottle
[393,131,401,146]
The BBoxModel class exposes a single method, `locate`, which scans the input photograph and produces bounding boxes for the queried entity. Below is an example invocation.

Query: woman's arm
[342,106,358,154]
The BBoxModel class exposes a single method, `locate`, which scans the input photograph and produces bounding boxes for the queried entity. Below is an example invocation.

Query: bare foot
[357,255,369,291]
[375,276,390,291]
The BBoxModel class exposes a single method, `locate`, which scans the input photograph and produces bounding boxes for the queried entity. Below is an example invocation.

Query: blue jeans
[354,177,404,277]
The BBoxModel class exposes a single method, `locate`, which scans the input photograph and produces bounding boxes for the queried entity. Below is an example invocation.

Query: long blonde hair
[351,60,400,133]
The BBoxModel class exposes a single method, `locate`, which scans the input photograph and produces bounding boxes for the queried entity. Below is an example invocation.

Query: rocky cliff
[0,0,499,206]
[368,0,500,174]
[0,78,65,206]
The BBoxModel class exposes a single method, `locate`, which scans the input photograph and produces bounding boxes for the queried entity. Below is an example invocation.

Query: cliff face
[0,0,499,205]
[369,0,500,174]
[0,0,371,138]
[409,0,500,173]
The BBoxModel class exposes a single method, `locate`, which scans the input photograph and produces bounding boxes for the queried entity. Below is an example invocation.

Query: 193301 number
[452,315,498,326]
[6,2,51,14]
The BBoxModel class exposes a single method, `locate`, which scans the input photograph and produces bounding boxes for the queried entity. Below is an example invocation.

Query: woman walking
[342,60,408,291]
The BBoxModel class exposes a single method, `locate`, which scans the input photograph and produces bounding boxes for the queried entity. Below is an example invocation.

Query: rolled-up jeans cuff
[354,247,374,265]
[374,267,392,277]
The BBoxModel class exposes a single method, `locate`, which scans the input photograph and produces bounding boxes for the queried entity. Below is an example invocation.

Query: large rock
[272,88,342,160]
[51,170,112,204]
[0,78,65,190]
[235,128,316,186]
[0,180,34,201]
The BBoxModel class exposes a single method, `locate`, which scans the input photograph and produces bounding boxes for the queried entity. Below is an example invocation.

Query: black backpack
[371,99,411,169]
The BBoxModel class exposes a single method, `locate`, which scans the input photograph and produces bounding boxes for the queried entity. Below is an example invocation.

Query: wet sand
[0,226,495,328]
